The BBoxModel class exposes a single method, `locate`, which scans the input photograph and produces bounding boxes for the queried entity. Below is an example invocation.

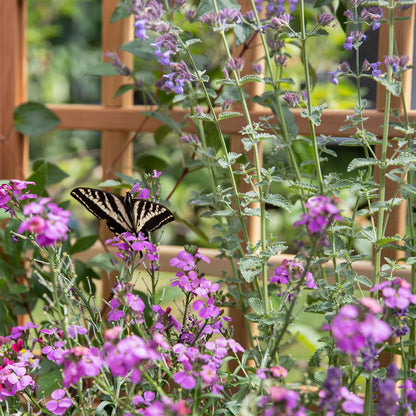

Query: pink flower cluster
[0,180,36,217]
[17,198,71,246]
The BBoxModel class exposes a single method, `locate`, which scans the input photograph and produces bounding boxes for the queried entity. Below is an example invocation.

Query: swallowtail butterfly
[70,187,174,236]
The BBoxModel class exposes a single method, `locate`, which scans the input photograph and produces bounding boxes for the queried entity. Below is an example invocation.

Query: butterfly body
[70,187,174,236]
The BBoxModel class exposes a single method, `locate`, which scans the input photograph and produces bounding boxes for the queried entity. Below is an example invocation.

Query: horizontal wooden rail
[74,244,411,284]
[47,103,414,139]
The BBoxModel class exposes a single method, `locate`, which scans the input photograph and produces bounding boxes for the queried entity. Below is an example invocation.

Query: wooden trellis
[0,0,414,344]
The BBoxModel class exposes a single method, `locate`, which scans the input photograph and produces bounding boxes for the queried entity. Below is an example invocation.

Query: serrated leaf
[264,194,291,211]
[212,209,236,216]
[218,111,243,120]
[239,256,262,283]
[190,113,214,122]
[248,297,265,315]
[355,275,373,287]
[185,38,201,47]
[14,102,60,136]
[240,74,264,84]
[347,157,378,172]
[376,77,401,96]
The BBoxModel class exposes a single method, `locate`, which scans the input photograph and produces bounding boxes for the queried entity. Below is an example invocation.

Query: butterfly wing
[127,194,175,235]
[70,187,134,234]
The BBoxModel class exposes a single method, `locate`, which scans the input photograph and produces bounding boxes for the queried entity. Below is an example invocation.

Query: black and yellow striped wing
[70,187,174,235]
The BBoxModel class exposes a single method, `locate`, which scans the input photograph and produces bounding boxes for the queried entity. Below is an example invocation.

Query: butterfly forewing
[71,187,174,236]
[71,188,134,234]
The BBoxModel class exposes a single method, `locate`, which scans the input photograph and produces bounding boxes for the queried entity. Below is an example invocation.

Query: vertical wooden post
[101,0,134,299]
[374,8,414,261]
[101,0,134,181]
[227,0,264,350]
[0,0,28,179]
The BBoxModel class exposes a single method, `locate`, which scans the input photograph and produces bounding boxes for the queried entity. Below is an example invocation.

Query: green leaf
[218,111,243,120]
[9,284,28,295]
[347,157,378,172]
[355,275,373,287]
[264,194,291,211]
[14,102,60,136]
[110,1,131,22]
[239,256,262,283]
[86,62,119,76]
[240,74,264,85]
[98,179,122,187]
[114,84,136,98]
[70,235,99,255]
[120,38,157,61]
[154,125,172,145]
[135,153,168,172]
[248,297,265,315]
[376,77,401,96]
[87,253,115,273]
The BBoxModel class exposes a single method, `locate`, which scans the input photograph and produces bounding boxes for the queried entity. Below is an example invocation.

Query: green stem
[374,0,394,293]
[299,0,324,194]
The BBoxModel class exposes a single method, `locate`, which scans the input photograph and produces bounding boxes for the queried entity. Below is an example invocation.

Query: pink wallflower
[46,389,72,415]
[294,195,343,235]
[18,199,71,246]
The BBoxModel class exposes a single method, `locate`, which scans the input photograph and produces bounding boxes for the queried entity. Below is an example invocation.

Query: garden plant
[1,0,416,414]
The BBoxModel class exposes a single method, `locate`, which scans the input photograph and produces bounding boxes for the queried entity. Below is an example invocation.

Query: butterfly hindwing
[128,197,175,234]
[71,187,174,235]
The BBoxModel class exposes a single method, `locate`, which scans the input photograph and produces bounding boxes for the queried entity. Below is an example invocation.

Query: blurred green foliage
[26,0,364,250]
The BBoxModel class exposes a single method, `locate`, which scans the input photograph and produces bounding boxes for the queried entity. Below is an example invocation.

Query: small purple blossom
[317,13,335,27]
[328,69,339,85]
[319,367,342,414]
[46,389,73,415]
[294,195,343,236]
[343,30,367,50]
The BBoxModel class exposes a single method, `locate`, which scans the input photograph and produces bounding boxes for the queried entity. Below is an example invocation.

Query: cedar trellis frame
[0,0,414,343]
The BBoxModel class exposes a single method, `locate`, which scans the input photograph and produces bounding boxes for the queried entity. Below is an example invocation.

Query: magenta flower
[173,361,196,389]
[18,199,71,246]
[294,196,343,242]
[126,293,145,313]
[271,259,316,289]
[340,387,364,414]
[46,389,72,415]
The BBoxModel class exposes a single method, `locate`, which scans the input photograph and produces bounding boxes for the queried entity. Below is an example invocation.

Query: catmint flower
[226,56,246,72]
[46,389,73,415]
[283,92,300,107]
[270,13,291,28]
[319,367,342,414]
[343,30,367,50]
[274,54,288,67]
[328,69,339,85]
[222,98,233,112]
[375,379,399,415]
[134,19,147,39]
[384,55,409,73]
[361,7,383,30]
[252,63,263,74]
[317,13,335,27]
[180,133,200,144]
[105,51,131,76]
[199,8,242,29]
